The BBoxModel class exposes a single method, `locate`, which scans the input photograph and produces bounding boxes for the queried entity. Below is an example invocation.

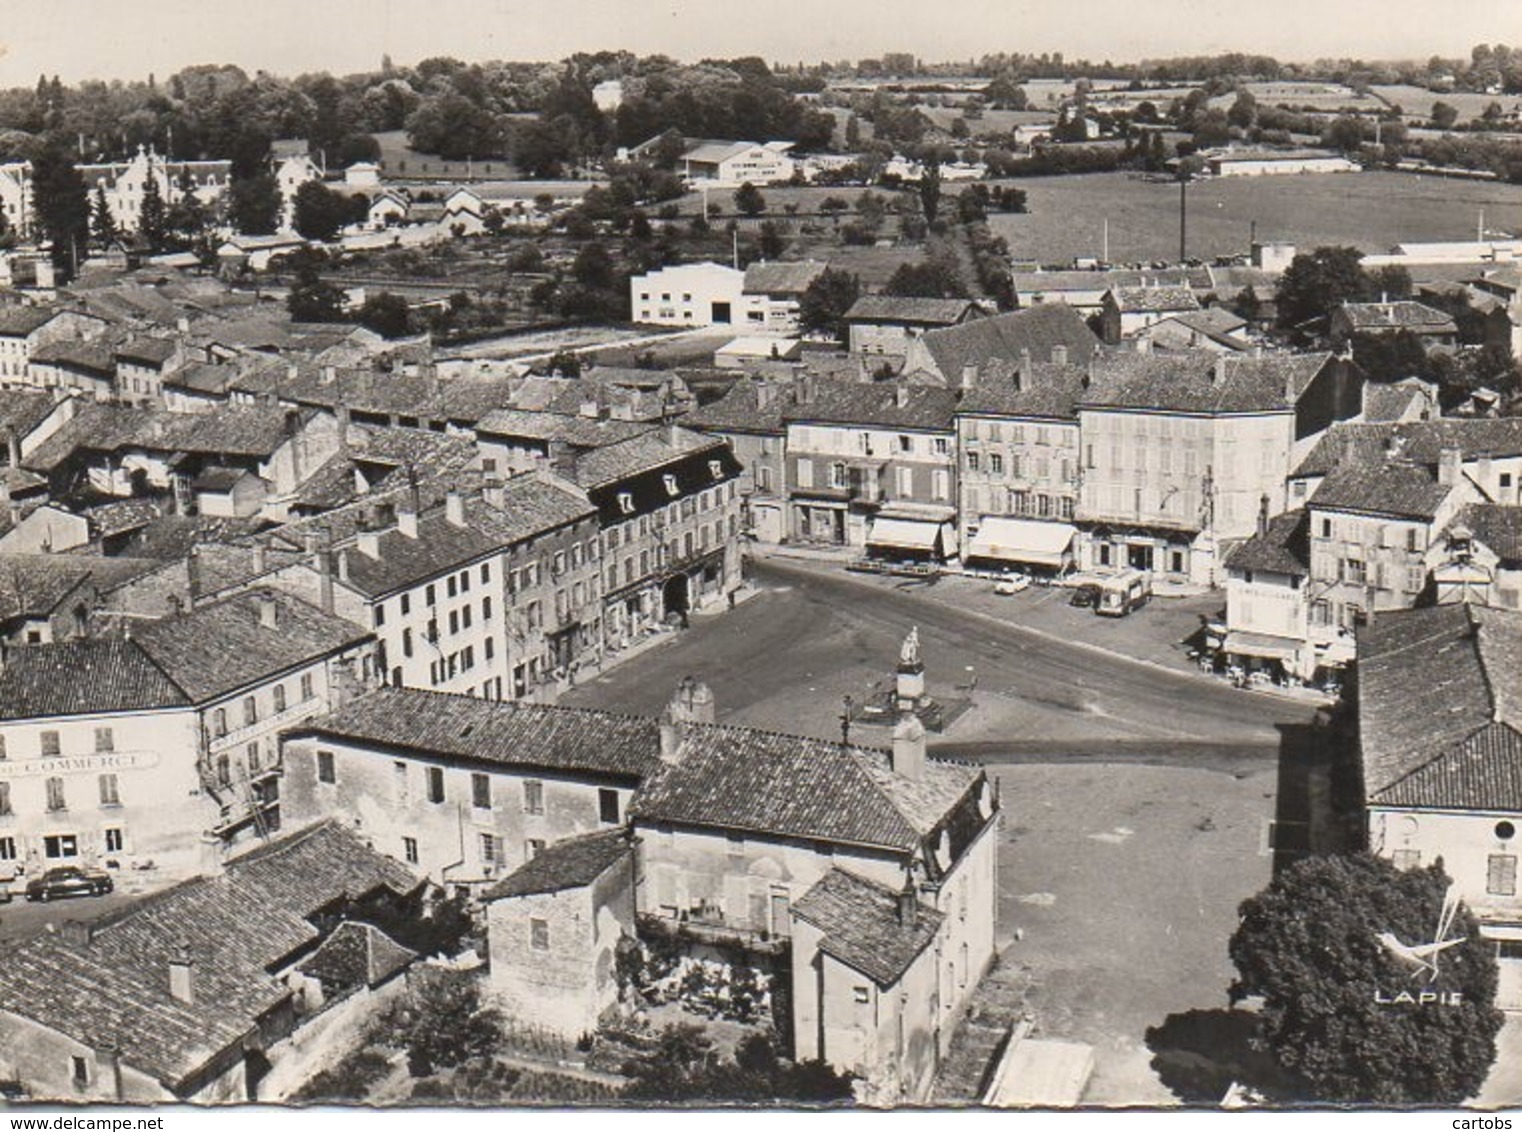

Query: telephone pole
[1178,174,1188,263]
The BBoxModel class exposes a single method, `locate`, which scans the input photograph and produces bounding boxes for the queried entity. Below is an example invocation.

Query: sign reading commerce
[0,751,161,779]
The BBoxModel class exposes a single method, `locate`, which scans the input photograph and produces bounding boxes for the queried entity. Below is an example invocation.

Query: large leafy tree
[1275,246,1371,329]
[228,174,282,236]
[285,248,345,323]
[799,266,861,341]
[29,146,90,276]
[292,180,361,242]
[1229,853,1502,1105]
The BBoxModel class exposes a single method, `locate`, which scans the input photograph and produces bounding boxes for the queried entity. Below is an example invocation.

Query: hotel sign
[0,752,160,780]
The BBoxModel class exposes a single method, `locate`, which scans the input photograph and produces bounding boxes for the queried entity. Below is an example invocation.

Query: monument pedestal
[896,661,925,713]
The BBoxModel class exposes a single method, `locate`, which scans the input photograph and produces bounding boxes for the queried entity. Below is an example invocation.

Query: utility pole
[1178,174,1188,264]
[1102,216,1109,264]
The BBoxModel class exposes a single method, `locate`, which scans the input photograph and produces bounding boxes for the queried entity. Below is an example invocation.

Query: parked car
[1069,583,1102,609]
[25,866,112,902]
[994,574,1031,595]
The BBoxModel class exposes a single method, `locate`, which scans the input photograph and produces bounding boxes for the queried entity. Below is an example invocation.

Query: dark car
[1069,583,1102,609]
[25,865,112,902]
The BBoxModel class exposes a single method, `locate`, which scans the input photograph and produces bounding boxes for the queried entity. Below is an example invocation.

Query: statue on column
[899,626,921,670]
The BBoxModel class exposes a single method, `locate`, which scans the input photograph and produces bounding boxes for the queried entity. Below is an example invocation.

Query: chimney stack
[667,676,715,725]
[445,490,465,527]
[961,362,978,391]
[891,712,926,782]
[483,478,505,510]
[335,403,350,448]
[356,527,381,558]
[4,431,19,468]
[1212,356,1228,385]
[1257,494,1270,540]
[59,919,93,947]
[168,945,194,1004]
[186,546,201,607]
[396,505,419,539]
[252,542,267,574]
[893,383,909,408]
[1050,345,1068,365]
[896,875,918,926]
[658,708,683,763]
[318,546,335,613]
[1438,446,1462,487]
[1017,348,1032,390]
[337,548,351,583]
[257,594,278,629]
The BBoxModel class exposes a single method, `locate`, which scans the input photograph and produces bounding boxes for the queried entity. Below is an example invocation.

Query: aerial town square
[0,0,1521,1113]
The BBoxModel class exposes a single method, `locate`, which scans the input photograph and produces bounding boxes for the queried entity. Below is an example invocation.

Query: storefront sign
[0,751,160,779]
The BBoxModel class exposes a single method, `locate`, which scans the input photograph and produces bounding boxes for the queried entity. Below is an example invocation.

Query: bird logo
[1376,881,1466,985]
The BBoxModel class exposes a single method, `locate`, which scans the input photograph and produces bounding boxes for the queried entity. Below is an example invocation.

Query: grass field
[1371,85,1522,123]
[985,169,1522,266]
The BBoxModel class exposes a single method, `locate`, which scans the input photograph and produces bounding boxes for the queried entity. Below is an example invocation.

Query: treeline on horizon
[0,43,1518,174]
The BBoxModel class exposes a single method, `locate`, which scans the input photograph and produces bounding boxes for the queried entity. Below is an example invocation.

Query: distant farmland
[986,170,1522,266]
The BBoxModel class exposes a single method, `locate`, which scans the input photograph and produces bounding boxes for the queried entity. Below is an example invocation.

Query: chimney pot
[445,490,465,527]
[337,548,351,582]
[168,946,194,1004]
[397,507,419,539]
[1438,446,1462,487]
[1213,356,1228,385]
[896,879,917,926]
[483,478,505,510]
[356,527,380,558]
[893,383,909,408]
[257,594,278,629]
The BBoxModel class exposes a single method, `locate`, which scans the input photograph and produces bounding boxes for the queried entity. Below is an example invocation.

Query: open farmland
[1371,85,1522,123]
[987,169,1522,266]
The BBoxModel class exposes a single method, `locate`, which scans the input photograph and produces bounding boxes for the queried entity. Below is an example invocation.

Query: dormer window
[663,474,679,497]
[617,492,635,514]
[709,460,723,481]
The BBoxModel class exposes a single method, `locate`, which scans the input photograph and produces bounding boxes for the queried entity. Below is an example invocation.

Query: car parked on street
[24,865,113,902]
[1068,583,1101,608]
[994,574,1031,595]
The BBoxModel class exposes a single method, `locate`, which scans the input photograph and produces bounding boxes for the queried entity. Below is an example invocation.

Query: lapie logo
[1372,881,1467,1007]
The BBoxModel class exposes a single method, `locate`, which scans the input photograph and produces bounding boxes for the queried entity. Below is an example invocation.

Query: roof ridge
[1467,605,1503,723]
[1371,719,1511,800]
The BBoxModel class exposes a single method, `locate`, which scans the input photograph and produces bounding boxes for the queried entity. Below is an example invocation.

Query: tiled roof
[313,480,593,599]
[1294,418,1522,479]
[632,722,979,853]
[915,304,1099,384]
[474,409,654,449]
[1457,503,1522,564]
[783,381,958,431]
[743,260,827,296]
[297,921,416,989]
[1079,350,1331,415]
[22,404,301,472]
[0,391,61,440]
[1362,382,1429,423]
[957,361,1088,421]
[0,552,164,621]
[82,497,165,539]
[1308,461,1455,520]
[0,821,419,1093]
[1360,604,1522,809]
[1172,307,1248,337]
[0,306,56,336]
[482,829,631,900]
[684,380,792,436]
[286,686,663,782]
[791,868,944,987]
[844,295,979,325]
[1107,285,1200,313]
[1013,266,1213,295]
[29,339,117,376]
[116,337,178,366]
[567,427,727,490]
[133,588,371,702]
[0,636,191,718]
[1337,301,1458,332]
[1224,509,1309,576]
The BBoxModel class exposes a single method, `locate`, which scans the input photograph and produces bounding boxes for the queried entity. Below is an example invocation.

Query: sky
[1,0,1520,87]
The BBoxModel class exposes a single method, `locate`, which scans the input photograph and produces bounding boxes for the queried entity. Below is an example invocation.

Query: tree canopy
[1275,246,1373,329]
[799,266,862,341]
[1229,853,1502,1105]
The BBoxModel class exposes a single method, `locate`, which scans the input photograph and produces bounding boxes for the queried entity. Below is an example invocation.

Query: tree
[292,180,358,242]
[1367,263,1414,302]
[733,181,767,217]
[1226,90,1258,130]
[757,220,785,259]
[357,292,412,338]
[621,1025,852,1103]
[29,147,90,277]
[884,252,968,299]
[228,174,283,236]
[1276,246,1371,329]
[137,175,167,252]
[1432,101,1460,130]
[1230,854,1502,1105]
[90,183,117,249]
[798,266,861,341]
[1324,115,1366,155]
[285,249,345,322]
[917,158,942,225]
[844,113,861,149]
[373,967,504,1078]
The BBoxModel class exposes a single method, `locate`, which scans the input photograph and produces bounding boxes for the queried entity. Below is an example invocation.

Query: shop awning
[1224,630,1301,661]
[966,519,1076,569]
[867,517,942,551]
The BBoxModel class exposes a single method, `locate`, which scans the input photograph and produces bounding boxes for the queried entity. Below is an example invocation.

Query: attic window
[618,492,635,515]
[663,474,679,497]
[458,724,475,739]
[709,460,723,481]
